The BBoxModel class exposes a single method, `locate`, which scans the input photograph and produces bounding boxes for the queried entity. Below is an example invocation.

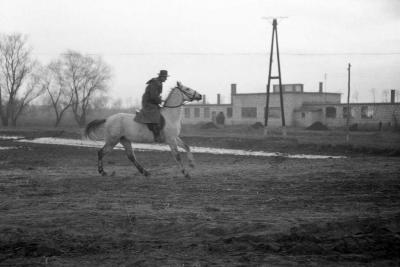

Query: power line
[32,52,400,56]
[282,52,400,56]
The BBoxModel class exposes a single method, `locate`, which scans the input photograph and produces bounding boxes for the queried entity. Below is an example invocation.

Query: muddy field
[1,129,400,266]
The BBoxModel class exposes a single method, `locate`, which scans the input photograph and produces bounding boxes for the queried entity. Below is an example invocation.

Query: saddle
[134,110,166,142]
[145,115,166,131]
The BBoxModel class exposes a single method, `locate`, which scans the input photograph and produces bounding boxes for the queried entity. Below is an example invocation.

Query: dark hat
[158,70,169,77]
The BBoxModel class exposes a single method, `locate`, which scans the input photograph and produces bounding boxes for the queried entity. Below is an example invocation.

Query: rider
[139,70,168,142]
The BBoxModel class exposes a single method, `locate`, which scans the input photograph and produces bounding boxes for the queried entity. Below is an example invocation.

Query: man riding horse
[134,70,168,142]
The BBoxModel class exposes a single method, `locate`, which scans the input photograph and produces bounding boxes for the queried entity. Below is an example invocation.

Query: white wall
[231,92,340,126]
[311,103,400,128]
[182,105,232,124]
[181,91,343,126]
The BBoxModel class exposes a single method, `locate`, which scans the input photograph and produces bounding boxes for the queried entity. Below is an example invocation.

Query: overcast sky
[1,0,400,105]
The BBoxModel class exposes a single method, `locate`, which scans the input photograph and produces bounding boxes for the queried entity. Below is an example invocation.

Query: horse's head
[176,81,202,102]
[163,81,202,108]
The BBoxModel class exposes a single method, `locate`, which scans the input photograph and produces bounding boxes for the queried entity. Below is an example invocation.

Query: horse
[84,81,202,178]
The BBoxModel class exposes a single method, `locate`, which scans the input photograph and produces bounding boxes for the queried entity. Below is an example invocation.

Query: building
[296,102,400,129]
[182,83,400,129]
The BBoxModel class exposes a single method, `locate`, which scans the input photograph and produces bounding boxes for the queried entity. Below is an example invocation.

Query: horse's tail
[84,119,106,141]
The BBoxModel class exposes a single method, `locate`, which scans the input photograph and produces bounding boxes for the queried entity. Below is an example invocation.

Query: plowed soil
[1,130,400,266]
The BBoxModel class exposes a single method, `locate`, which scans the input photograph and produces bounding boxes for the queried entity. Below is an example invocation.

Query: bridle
[163,86,197,108]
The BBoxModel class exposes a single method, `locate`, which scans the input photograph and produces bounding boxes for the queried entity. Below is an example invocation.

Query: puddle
[13,137,345,159]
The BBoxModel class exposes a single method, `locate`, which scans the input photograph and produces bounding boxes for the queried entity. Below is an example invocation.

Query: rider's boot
[152,124,164,143]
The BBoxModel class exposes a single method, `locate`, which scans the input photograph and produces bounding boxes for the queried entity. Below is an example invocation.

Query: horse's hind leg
[120,137,149,177]
[176,137,195,168]
[98,140,118,176]
[168,141,190,178]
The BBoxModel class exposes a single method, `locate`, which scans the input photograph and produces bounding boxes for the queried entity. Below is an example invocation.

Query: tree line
[0,33,112,127]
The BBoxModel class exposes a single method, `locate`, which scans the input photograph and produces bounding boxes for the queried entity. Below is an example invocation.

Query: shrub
[306,122,329,131]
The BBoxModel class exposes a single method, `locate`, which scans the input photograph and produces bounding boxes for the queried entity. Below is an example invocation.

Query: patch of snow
[0,135,25,140]
[16,137,345,159]
[0,146,18,150]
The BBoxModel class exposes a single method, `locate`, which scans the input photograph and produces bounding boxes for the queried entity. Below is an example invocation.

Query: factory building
[182,83,400,129]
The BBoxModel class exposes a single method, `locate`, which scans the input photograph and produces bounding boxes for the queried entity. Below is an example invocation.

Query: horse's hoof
[110,171,116,177]
[143,170,150,177]
[101,171,107,176]
[189,163,196,168]
[184,173,191,179]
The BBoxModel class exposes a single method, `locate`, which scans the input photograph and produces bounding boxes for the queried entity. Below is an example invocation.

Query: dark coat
[135,78,163,124]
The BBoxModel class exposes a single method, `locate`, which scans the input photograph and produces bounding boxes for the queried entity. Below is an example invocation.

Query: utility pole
[263,17,287,136]
[346,63,351,143]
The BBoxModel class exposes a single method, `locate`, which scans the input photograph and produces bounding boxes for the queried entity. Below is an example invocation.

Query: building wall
[231,92,340,126]
[180,84,400,129]
[273,84,304,93]
[293,110,323,127]
[304,103,400,128]
[182,105,232,124]
[182,91,342,126]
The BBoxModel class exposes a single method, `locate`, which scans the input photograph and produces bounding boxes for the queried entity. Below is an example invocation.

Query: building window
[326,107,337,118]
[227,107,232,118]
[184,108,190,118]
[342,106,354,119]
[241,107,257,118]
[194,108,200,118]
[204,107,210,118]
[361,106,374,119]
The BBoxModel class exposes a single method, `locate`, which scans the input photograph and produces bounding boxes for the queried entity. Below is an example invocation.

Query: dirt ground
[0,129,400,266]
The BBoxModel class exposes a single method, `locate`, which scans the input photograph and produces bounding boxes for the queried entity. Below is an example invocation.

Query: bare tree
[123,96,133,109]
[90,94,109,111]
[62,50,111,127]
[0,33,35,126]
[44,60,73,127]
[110,97,123,109]
[10,64,46,126]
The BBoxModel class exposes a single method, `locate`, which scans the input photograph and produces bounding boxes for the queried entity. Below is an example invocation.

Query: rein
[162,87,196,108]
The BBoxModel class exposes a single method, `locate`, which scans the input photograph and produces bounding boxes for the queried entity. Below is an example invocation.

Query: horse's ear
[177,81,182,87]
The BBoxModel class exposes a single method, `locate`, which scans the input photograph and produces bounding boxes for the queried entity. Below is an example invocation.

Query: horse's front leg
[176,137,195,168]
[120,137,150,177]
[168,141,190,178]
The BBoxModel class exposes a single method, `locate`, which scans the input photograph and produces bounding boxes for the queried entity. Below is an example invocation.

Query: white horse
[84,82,202,178]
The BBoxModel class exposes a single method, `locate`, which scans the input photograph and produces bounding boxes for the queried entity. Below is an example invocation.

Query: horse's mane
[162,86,179,107]
[166,86,178,97]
